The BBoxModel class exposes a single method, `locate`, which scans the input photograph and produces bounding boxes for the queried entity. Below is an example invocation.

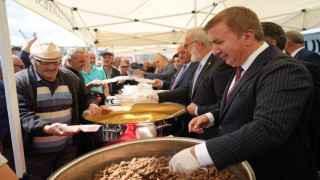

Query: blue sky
[6,0,86,47]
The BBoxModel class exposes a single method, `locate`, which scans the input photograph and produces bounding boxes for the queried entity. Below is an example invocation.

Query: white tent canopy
[13,0,320,55]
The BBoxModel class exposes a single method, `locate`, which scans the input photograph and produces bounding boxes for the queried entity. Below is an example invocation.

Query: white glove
[145,92,159,103]
[169,147,201,175]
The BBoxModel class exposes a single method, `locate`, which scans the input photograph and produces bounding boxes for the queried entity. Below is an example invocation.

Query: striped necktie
[227,66,243,102]
[170,64,187,90]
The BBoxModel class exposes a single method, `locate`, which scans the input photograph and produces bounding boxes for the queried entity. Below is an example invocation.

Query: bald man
[153,44,198,94]
[88,52,96,66]
[0,55,24,81]
[136,55,175,80]
[285,30,320,69]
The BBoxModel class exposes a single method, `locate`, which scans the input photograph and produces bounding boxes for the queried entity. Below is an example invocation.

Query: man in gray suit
[169,7,319,180]
[154,27,234,139]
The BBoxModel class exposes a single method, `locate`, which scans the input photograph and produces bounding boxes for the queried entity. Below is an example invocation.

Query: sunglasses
[120,66,129,68]
[184,40,197,50]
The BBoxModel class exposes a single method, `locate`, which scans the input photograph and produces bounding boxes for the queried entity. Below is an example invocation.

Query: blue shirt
[81,65,107,93]
[0,80,10,143]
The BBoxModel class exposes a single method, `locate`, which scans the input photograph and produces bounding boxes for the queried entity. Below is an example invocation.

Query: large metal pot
[100,124,127,141]
[48,137,255,180]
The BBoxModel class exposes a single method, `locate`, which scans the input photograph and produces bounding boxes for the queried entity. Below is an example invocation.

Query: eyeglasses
[34,58,61,66]
[120,66,129,68]
[14,64,25,69]
[184,40,197,49]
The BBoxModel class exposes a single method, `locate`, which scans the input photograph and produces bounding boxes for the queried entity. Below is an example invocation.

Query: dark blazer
[166,68,177,82]
[107,66,121,95]
[161,62,198,106]
[295,48,320,69]
[208,45,318,180]
[162,62,198,90]
[158,54,234,139]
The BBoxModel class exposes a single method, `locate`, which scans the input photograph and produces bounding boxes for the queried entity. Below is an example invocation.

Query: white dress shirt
[196,42,269,166]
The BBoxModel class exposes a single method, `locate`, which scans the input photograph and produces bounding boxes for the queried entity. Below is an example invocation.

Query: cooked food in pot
[91,155,237,180]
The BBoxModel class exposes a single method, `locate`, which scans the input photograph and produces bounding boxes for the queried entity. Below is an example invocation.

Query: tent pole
[92,46,99,65]
[0,0,26,178]
[194,0,197,26]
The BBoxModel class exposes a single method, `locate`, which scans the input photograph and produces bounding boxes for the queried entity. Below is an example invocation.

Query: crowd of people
[1,5,320,180]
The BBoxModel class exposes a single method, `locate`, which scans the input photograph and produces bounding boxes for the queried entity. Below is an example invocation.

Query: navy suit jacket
[295,48,320,69]
[162,62,198,90]
[161,62,198,106]
[208,45,318,179]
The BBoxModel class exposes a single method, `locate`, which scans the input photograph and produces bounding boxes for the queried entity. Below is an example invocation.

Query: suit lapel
[220,71,236,112]
[175,62,197,88]
[191,55,215,99]
[220,45,276,119]
[169,65,183,89]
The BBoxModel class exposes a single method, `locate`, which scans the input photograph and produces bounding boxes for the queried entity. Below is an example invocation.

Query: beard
[190,48,201,62]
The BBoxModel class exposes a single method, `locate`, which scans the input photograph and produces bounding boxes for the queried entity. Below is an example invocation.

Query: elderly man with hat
[15,42,102,179]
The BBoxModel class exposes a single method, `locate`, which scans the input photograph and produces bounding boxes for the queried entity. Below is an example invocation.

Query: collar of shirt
[291,47,304,57]
[199,50,213,68]
[33,68,42,82]
[81,64,95,75]
[33,67,60,83]
[240,42,269,74]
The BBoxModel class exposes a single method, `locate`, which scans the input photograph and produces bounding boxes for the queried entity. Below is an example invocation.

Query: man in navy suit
[285,30,320,69]
[262,22,320,171]
[153,44,198,95]
[169,7,319,180]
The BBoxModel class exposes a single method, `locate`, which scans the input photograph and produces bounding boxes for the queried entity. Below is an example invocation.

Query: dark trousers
[25,144,77,180]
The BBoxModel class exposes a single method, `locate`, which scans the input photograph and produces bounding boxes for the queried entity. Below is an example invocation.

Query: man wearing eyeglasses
[0,55,25,171]
[118,61,138,90]
[156,27,234,140]
[14,42,103,179]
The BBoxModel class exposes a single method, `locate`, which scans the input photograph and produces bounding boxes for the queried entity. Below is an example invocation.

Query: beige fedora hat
[30,42,62,62]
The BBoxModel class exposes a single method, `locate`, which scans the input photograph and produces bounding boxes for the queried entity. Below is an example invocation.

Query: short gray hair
[186,27,212,47]
[65,48,86,60]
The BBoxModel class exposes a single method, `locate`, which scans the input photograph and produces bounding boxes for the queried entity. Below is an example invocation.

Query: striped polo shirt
[32,71,73,153]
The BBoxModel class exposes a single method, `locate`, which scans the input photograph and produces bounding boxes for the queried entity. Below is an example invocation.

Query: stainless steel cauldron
[100,124,127,141]
[48,137,255,180]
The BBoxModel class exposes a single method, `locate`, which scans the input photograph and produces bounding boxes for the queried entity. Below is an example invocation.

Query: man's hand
[88,104,102,116]
[188,115,210,133]
[169,147,201,175]
[187,103,198,116]
[134,70,145,77]
[145,92,159,103]
[42,123,79,136]
[152,78,163,88]
[118,79,126,84]
[22,37,37,53]
[100,105,113,115]
[86,80,103,89]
